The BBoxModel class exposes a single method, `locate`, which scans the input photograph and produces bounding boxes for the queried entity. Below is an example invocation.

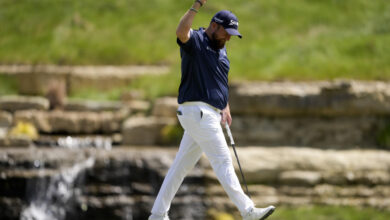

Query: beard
[209,32,226,51]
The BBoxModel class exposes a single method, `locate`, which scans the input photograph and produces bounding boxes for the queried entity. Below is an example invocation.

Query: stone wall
[0,65,169,95]
[0,147,208,220]
[1,147,390,219]
[1,80,390,219]
[229,80,390,148]
[2,80,390,148]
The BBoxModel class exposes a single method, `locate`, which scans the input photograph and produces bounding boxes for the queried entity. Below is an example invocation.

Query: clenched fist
[196,0,207,6]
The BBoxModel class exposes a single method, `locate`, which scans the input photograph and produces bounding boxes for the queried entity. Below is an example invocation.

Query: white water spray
[20,157,95,220]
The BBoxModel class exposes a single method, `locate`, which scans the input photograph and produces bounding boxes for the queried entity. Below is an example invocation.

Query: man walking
[149,1,275,219]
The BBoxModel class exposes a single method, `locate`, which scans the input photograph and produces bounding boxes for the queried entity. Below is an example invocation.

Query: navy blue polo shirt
[177,28,230,110]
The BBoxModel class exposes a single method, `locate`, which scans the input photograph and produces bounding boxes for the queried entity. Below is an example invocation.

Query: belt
[180,101,222,113]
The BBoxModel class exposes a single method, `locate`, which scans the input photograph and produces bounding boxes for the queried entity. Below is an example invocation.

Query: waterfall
[20,157,95,220]
[57,136,112,150]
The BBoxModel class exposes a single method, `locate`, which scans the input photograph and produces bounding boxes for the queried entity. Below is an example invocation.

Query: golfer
[149,1,275,219]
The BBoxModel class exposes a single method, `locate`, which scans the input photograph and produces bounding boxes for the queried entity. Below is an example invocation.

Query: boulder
[0,96,49,112]
[0,147,208,220]
[14,109,129,134]
[0,65,70,96]
[0,65,169,95]
[120,90,145,102]
[124,100,151,114]
[122,116,177,145]
[64,100,124,112]
[227,147,390,185]
[0,128,6,139]
[227,81,390,148]
[0,136,31,147]
[0,111,12,127]
[229,80,390,116]
[2,146,390,219]
[278,171,322,186]
[152,97,178,118]
[230,116,381,147]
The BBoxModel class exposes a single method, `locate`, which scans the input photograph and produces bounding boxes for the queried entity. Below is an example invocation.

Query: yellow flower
[9,121,39,140]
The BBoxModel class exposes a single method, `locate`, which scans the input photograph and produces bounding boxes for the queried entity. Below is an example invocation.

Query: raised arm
[176,0,207,43]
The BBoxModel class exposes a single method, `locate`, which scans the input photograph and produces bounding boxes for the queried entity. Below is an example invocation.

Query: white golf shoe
[242,206,275,220]
[148,213,169,220]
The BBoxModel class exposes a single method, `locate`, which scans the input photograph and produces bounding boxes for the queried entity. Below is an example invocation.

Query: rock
[231,116,380,147]
[0,128,7,139]
[278,171,322,186]
[64,100,124,112]
[230,147,390,185]
[0,65,170,95]
[120,90,145,102]
[122,116,177,145]
[0,111,12,127]
[227,81,390,148]
[229,80,390,116]
[320,81,352,95]
[14,109,130,134]
[0,197,23,220]
[45,80,67,110]
[0,96,49,112]
[152,97,178,118]
[0,65,70,95]
[2,146,390,219]
[124,100,151,114]
[0,147,208,220]
[0,136,31,147]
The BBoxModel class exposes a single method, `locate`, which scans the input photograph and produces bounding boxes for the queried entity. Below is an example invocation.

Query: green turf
[267,205,390,220]
[0,0,389,81]
[0,75,18,95]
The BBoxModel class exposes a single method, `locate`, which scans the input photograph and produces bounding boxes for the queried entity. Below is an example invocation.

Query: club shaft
[231,143,251,197]
[225,123,251,197]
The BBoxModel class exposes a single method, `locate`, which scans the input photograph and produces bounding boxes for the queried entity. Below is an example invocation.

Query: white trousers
[151,102,254,217]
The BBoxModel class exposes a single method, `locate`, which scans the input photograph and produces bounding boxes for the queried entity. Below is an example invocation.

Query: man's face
[210,24,231,50]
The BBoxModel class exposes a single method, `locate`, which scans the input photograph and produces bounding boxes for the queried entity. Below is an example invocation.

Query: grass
[209,205,390,220]
[0,0,186,65]
[1,0,389,99]
[0,0,389,82]
[267,205,390,220]
[377,121,390,149]
[0,75,18,95]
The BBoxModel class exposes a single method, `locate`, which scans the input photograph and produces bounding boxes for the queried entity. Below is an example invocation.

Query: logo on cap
[229,20,238,26]
[213,17,224,23]
[211,10,242,38]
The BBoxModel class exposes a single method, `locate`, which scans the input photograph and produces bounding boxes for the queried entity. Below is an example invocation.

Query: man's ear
[211,22,218,30]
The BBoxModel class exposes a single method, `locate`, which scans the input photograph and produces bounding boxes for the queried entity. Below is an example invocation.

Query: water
[19,136,115,220]
[20,157,95,220]
[15,136,205,219]
[57,136,112,150]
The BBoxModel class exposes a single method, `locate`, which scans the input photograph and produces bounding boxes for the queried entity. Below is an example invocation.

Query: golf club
[225,122,251,198]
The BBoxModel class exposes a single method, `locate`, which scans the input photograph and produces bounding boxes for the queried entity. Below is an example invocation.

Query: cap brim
[225,28,242,38]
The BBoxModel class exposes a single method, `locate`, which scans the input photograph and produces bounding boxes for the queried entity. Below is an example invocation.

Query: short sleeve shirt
[177,28,230,110]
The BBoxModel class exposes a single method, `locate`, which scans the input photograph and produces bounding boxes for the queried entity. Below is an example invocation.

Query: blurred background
[0,0,390,219]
